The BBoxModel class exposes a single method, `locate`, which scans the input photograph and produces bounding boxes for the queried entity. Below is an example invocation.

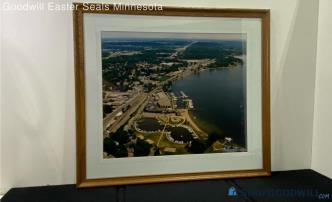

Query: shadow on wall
[271,0,319,170]
[2,39,55,188]
[2,30,75,191]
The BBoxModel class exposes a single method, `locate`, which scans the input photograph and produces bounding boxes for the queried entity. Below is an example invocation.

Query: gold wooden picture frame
[73,3,270,188]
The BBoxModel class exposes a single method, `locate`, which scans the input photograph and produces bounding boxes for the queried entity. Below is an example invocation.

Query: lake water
[171,67,246,147]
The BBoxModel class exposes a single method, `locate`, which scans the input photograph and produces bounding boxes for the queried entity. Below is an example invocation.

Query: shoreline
[182,110,209,139]
[187,110,222,137]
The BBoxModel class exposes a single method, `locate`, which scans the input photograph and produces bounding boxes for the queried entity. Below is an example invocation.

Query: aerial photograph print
[101,31,247,158]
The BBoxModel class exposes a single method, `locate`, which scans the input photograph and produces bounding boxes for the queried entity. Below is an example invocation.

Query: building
[156,91,172,108]
[163,147,176,153]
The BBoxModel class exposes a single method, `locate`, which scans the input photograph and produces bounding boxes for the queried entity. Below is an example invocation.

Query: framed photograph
[73,3,270,187]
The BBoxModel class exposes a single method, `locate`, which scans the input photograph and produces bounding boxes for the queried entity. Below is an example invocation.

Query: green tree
[104,138,117,155]
[113,144,128,158]
[134,139,152,157]
[111,128,130,144]
[188,139,207,154]
[207,133,223,146]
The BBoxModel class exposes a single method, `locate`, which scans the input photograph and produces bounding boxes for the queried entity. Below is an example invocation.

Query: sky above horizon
[101,31,246,41]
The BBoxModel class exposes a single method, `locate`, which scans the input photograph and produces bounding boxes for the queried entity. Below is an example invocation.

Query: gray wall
[311,0,332,179]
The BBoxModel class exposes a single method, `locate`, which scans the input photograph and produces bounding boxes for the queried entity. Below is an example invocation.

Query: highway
[170,41,197,58]
[103,91,141,128]
[103,86,163,138]
[104,93,148,137]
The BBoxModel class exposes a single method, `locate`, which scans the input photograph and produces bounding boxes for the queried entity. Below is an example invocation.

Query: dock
[180,91,188,98]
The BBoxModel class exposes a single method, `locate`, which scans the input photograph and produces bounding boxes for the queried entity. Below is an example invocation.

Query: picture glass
[81,12,266,180]
[101,31,247,159]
